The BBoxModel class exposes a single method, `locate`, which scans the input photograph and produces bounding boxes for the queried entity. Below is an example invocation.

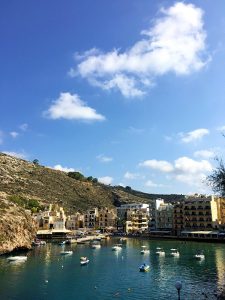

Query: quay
[36,229,110,243]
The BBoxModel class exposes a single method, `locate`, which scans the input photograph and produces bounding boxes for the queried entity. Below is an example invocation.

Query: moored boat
[112,244,122,251]
[194,251,205,260]
[80,256,89,265]
[156,248,165,256]
[91,241,101,249]
[170,249,180,257]
[140,246,150,254]
[60,251,73,255]
[7,256,27,262]
[139,263,150,272]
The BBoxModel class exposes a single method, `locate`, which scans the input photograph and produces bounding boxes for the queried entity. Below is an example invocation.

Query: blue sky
[1,0,225,194]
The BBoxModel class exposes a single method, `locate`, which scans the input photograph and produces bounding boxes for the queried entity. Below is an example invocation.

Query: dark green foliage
[87,176,93,182]
[208,158,225,197]
[92,178,98,183]
[125,186,131,191]
[8,195,43,212]
[33,159,39,165]
[68,171,85,181]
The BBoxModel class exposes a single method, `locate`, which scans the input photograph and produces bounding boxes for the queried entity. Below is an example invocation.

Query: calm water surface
[0,238,225,299]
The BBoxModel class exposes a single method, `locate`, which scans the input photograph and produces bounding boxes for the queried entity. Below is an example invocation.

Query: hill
[0,152,185,254]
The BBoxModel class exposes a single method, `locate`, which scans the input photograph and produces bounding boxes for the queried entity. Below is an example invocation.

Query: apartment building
[123,208,149,233]
[66,212,84,230]
[215,197,225,230]
[98,207,117,230]
[117,203,150,233]
[149,198,166,231]
[84,208,99,229]
[35,204,66,230]
[155,202,174,231]
[172,195,220,236]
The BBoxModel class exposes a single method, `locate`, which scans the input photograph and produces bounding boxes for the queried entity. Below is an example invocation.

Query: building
[35,204,66,230]
[172,195,221,238]
[173,202,183,235]
[216,197,225,230]
[182,195,219,231]
[155,202,174,231]
[125,208,149,233]
[66,212,84,230]
[98,207,117,231]
[84,208,99,229]
[149,198,165,231]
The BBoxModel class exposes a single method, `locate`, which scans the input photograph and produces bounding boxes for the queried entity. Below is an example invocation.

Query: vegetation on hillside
[0,152,185,214]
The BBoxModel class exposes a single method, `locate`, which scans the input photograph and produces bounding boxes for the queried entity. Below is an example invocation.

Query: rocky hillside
[0,153,153,212]
[0,152,184,254]
[0,192,36,255]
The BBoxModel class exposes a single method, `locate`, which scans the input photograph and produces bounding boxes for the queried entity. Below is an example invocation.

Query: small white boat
[112,244,122,251]
[156,248,165,256]
[140,246,150,254]
[120,237,127,243]
[170,249,180,257]
[60,251,73,255]
[7,256,27,262]
[91,242,101,249]
[139,263,150,272]
[194,253,205,260]
[80,257,89,265]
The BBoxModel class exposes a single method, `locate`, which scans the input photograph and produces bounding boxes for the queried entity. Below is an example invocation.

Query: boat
[120,237,127,243]
[80,257,89,265]
[170,249,180,257]
[140,246,150,254]
[60,251,73,255]
[156,248,165,256]
[58,241,66,246]
[32,239,46,246]
[91,241,101,249]
[112,244,122,251]
[139,263,150,272]
[7,256,27,262]
[194,251,205,260]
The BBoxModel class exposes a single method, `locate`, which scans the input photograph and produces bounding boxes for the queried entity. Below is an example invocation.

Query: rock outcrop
[0,192,36,255]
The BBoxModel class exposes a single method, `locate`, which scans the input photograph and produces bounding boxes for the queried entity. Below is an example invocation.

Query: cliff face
[0,192,36,255]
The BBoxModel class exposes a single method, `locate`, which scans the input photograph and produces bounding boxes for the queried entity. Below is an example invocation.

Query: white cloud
[194,149,214,159]
[217,125,225,131]
[124,171,140,180]
[10,131,19,138]
[2,151,27,159]
[96,154,113,163]
[145,180,163,188]
[53,164,75,173]
[174,156,212,174]
[44,92,105,121]
[128,126,144,134]
[180,128,209,143]
[139,159,174,172]
[98,176,113,185]
[71,2,208,97]
[19,123,28,131]
[139,156,213,188]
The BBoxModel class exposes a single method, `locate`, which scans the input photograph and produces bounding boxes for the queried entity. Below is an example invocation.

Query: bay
[0,238,225,299]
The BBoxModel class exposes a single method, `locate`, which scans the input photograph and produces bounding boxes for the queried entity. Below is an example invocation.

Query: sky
[1,0,225,195]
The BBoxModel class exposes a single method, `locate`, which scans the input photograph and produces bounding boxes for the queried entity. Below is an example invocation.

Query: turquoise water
[0,238,225,299]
